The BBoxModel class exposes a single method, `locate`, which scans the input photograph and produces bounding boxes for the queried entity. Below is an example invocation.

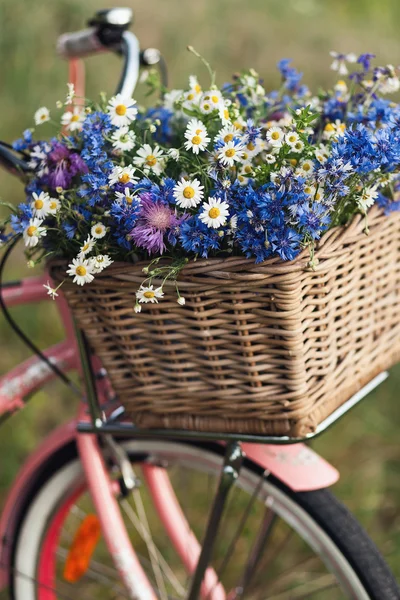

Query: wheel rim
[15,441,370,600]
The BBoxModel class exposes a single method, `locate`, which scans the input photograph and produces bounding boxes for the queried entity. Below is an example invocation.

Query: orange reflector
[63,514,101,583]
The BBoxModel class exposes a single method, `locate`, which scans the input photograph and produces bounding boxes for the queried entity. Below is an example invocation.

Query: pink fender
[241,442,339,491]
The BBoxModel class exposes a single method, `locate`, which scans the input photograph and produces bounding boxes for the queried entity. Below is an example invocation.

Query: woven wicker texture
[50,206,400,437]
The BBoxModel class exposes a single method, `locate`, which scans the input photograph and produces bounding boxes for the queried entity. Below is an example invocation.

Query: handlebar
[0,7,167,177]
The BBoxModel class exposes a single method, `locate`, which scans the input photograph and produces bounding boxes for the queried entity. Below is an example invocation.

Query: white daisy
[66,257,94,286]
[48,197,61,215]
[297,159,314,177]
[379,76,400,95]
[285,131,300,147]
[91,223,107,239]
[304,183,316,197]
[111,126,136,151]
[173,178,204,208]
[199,99,215,115]
[292,140,305,153]
[182,89,201,110]
[133,144,165,175]
[199,197,230,228]
[163,89,184,111]
[232,116,247,132]
[89,254,113,273]
[61,107,85,132]
[358,186,379,211]
[265,153,276,164]
[186,118,208,137]
[136,285,164,304]
[218,102,232,124]
[334,79,348,95]
[229,215,238,230]
[34,107,50,125]
[314,186,325,202]
[108,165,138,187]
[79,236,95,257]
[202,90,223,108]
[177,296,186,306]
[43,281,59,300]
[184,121,210,154]
[237,174,248,186]
[218,141,244,167]
[266,126,284,148]
[315,145,329,163]
[329,51,357,75]
[189,75,202,95]
[243,138,263,158]
[65,82,75,104]
[23,218,47,247]
[107,94,138,127]
[322,120,346,140]
[240,162,254,177]
[167,148,180,161]
[115,187,136,205]
[216,124,239,144]
[31,191,50,218]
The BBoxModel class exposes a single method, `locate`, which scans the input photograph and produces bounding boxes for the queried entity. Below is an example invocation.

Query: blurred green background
[1,0,400,588]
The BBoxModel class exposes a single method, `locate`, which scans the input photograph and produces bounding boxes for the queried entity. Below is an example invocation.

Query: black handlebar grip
[57,28,104,59]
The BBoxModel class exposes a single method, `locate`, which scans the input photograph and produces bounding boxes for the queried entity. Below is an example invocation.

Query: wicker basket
[50,206,400,437]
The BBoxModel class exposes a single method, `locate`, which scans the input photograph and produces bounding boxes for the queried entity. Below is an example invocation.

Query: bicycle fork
[187,442,244,600]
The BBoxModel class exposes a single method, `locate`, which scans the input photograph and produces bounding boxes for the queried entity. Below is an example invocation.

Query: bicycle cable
[0,235,81,397]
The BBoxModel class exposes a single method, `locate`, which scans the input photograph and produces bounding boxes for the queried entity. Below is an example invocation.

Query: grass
[1,0,400,591]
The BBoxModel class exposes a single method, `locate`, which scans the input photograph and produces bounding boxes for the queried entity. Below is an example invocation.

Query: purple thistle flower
[130,193,182,255]
[46,142,87,190]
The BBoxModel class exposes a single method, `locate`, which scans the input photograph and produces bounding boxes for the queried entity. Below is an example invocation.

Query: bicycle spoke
[264,574,337,600]
[233,508,278,598]
[206,470,268,599]
[121,496,185,598]
[264,554,321,590]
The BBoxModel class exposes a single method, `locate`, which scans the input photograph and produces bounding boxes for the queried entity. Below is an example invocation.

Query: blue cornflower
[357,53,375,71]
[10,214,28,234]
[277,59,303,91]
[12,129,33,152]
[376,192,400,214]
[78,111,114,205]
[235,223,271,263]
[180,216,221,258]
[62,222,77,240]
[374,128,400,169]
[243,119,261,143]
[270,227,302,261]
[109,198,141,250]
[297,203,331,240]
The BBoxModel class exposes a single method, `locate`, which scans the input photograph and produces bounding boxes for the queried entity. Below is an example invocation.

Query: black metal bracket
[187,442,244,600]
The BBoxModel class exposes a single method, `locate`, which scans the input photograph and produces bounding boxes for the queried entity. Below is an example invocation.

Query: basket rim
[48,205,393,282]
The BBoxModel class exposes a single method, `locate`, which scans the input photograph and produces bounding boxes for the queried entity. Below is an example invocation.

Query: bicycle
[0,8,399,599]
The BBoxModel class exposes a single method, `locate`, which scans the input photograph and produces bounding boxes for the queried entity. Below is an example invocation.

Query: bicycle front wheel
[10,439,400,599]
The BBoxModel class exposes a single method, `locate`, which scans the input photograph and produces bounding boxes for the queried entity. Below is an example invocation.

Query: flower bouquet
[2,49,400,437]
